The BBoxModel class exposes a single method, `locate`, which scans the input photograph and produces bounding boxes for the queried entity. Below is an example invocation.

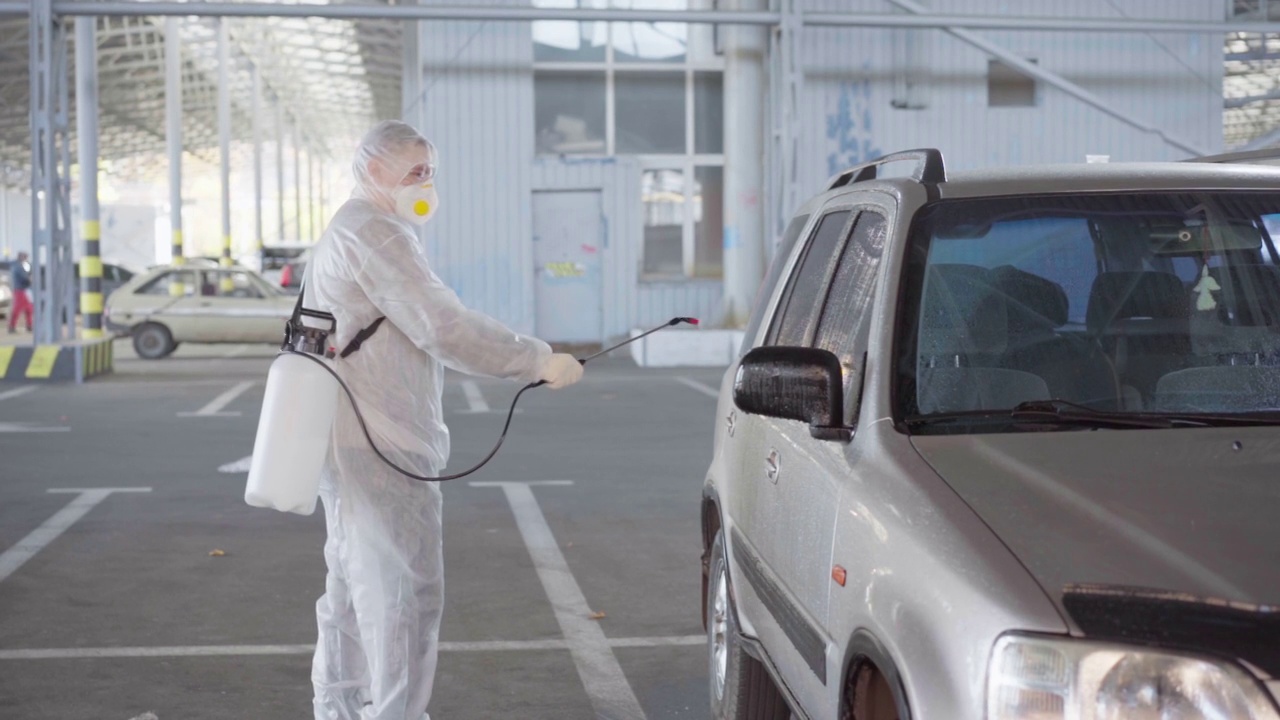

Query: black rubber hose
[284,349,538,482]
[280,315,697,483]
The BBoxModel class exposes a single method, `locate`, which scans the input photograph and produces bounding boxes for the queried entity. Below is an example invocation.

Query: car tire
[707,530,791,720]
[132,322,176,359]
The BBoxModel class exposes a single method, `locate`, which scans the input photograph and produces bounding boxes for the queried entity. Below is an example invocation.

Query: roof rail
[1183,148,1280,165]
[826,148,946,191]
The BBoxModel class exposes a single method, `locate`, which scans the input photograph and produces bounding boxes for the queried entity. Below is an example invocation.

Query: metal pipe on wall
[74,16,103,339]
[165,16,183,289]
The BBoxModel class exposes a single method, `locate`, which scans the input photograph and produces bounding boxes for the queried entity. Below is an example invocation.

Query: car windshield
[897,191,1280,433]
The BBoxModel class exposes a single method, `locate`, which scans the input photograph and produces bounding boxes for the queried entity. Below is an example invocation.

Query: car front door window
[813,211,889,422]
[768,210,855,347]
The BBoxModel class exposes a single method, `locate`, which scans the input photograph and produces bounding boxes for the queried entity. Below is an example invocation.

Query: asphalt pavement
[0,340,726,719]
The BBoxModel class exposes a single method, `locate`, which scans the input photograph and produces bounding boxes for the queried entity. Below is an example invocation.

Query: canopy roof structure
[0,1,402,188]
[4,2,1280,183]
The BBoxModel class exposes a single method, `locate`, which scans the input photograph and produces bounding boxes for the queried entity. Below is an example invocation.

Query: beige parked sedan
[105,265,296,358]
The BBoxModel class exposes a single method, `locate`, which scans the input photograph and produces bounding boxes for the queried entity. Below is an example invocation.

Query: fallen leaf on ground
[208,549,226,557]
[588,611,607,620]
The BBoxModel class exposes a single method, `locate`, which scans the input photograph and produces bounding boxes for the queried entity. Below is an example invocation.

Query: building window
[534,0,725,280]
[535,71,608,154]
[988,59,1038,107]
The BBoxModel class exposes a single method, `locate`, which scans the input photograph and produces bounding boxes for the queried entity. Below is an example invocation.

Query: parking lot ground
[0,340,725,719]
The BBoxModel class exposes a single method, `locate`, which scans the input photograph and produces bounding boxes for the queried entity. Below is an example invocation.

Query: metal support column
[29,0,74,343]
[318,159,326,232]
[292,123,302,243]
[275,96,285,244]
[252,63,264,269]
[165,16,184,291]
[217,18,233,290]
[75,16,103,339]
[766,0,801,259]
[722,0,767,327]
[306,144,315,242]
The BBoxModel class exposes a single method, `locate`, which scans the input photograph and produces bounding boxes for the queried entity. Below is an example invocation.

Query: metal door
[533,191,603,342]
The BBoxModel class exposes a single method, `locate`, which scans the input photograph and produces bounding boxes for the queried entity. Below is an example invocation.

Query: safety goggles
[404,162,436,183]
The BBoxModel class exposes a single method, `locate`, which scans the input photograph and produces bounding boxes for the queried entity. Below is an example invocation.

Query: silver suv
[701,150,1280,720]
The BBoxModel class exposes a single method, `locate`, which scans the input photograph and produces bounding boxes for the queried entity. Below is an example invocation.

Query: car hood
[910,427,1280,614]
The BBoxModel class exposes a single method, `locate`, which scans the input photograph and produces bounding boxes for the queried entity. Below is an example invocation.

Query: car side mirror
[734,346,853,442]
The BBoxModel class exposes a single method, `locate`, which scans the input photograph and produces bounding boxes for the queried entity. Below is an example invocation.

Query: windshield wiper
[906,400,1177,430]
[906,398,1280,430]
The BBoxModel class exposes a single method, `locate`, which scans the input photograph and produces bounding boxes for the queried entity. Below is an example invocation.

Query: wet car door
[730,204,879,705]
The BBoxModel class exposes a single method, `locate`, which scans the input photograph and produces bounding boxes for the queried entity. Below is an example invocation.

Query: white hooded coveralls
[308,121,551,720]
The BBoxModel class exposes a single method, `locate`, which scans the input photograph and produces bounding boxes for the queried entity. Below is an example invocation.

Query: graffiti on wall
[826,77,881,177]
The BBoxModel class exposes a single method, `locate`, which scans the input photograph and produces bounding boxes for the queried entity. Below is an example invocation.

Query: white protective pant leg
[313,447,444,720]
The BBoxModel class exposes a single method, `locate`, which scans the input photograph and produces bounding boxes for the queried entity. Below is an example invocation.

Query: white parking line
[0,422,69,433]
[471,480,647,720]
[460,380,490,413]
[0,386,37,402]
[0,635,705,660]
[675,377,719,399]
[221,344,250,358]
[178,381,254,417]
[0,488,152,584]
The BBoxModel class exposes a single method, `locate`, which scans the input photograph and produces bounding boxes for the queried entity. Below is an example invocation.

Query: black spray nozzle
[574,316,699,365]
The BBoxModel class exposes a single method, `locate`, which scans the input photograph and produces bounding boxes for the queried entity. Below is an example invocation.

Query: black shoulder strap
[294,279,385,359]
[340,316,386,358]
[291,281,306,323]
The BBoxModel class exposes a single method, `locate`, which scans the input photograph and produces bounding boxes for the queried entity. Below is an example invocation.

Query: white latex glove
[538,353,584,389]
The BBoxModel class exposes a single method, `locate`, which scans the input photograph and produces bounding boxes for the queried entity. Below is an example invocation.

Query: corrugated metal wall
[798,0,1227,201]
[414,0,538,334]
[411,1,1227,339]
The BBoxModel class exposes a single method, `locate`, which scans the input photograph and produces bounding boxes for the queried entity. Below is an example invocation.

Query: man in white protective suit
[306,120,584,720]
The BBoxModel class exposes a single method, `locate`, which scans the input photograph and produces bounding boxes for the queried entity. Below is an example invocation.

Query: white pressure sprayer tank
[245,302,340,515]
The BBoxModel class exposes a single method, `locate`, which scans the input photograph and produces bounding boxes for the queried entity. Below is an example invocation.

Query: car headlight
[988,634,1279,720]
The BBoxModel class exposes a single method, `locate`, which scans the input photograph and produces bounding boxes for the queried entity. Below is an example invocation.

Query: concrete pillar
[252,63,263,268]
[75,17,104,339]
[722,0,768,328]
[165,17,184,293]
[275,97,285,244]
[293,124,302,243]
[306,146,315,242]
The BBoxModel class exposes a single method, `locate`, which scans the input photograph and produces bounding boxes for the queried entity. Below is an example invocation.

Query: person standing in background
[8,251,32,334]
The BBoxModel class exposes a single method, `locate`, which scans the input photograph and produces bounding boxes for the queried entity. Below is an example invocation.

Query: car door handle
[765,449,780,483]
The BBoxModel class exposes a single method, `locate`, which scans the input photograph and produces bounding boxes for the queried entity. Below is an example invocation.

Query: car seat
[992,265,1120,409]
[1086,271,1190,402]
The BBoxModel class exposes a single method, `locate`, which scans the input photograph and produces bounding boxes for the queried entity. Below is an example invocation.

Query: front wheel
[707,530,791,720]
[132,322,176,359]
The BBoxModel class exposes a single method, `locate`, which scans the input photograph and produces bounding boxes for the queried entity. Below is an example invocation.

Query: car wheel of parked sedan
[132,322,176,359]
[707,530,791,720]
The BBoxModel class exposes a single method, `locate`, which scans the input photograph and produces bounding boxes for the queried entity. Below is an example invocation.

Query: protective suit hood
[351,120,439,219]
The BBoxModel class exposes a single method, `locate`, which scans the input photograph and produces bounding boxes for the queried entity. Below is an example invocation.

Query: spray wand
[291,316,698,482]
